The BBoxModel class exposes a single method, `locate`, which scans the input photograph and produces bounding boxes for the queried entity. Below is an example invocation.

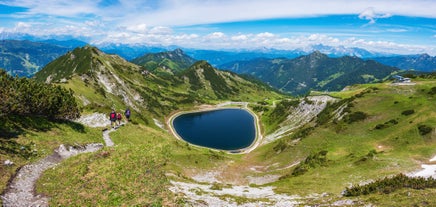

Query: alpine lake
[171,108,258,152]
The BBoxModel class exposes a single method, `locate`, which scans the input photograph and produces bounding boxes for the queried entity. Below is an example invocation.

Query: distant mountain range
[371,54,436,72]
[219,51,400,95]
[1,39,435,79]
[0,40,73,77]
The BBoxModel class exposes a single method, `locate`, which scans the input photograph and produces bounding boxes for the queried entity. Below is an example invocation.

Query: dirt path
[1,126,116,207]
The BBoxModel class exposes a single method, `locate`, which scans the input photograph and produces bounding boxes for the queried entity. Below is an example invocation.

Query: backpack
[117,113,122,120]
[110,112,116,120]
[125,109,130,116]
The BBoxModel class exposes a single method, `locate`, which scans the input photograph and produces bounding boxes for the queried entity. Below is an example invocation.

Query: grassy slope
[35,122,233,206]
[0,116,101,205]
[2,79,436,206]
[36,124,175,206]
[265,80,436,204]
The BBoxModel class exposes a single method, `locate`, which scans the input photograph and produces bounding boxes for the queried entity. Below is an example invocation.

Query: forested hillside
[220,51,400,95]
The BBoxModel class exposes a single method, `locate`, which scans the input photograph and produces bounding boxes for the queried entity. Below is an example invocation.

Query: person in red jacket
[109,110,117,128]
[116,112,122,126]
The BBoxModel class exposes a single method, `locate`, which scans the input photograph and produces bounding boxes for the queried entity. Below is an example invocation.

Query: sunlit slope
[34,46,283,119]
[131,48,197,76]
[254,79,436,196]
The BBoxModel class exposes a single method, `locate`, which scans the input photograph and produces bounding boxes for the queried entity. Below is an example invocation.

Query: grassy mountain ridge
[34,46,281,118]
[131,48,197,76]
[181,60,271,100]
[220,51,400,95]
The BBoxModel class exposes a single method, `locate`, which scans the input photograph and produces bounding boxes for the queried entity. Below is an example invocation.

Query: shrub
[290,150,328,177]
[374,119,399,130]
[374,123,387,130]
[428,87,436,95]
[418,124,433,135]
[316,98,353,125]
[273,140,288,153]
[0,70,80,120]
[355,149,378,163]
[292,127,315,139]
[344,111,368,124]
[401,109,415,116]
[343,173,436,196]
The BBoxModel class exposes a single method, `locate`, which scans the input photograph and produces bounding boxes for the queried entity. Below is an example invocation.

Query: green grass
[268,80,436,198]
[2,79,436,206]
[36,124,177,206]
[0,115,101,205]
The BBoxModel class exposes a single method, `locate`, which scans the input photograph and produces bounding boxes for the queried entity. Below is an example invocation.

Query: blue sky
[0,0,435,55]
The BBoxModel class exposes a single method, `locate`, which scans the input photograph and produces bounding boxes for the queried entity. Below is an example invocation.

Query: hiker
[109,110,117,128]
[125,108,131,122]
[117,112,122,125]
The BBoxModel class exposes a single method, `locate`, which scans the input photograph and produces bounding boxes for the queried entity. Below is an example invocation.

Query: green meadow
[1,79,436,206]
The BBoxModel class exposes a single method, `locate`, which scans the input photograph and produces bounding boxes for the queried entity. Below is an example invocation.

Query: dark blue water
[172,108,256,150]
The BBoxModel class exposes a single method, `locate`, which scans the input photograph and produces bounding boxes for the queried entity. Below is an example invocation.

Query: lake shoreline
[166,102,263,154]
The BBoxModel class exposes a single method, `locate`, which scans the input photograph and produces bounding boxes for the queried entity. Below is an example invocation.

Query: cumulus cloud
[126,24,148,33]
[231,35,249,41]
[207,32,226,39]
[15,22,31,30]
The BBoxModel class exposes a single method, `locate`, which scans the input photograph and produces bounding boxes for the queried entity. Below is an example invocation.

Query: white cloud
[1,0,435,55]
[127,24,148,33]
[256,32,275,38]
[3,0,436,27]
[85,20,103,27]
[117,0,436,27]
[14,22,31,30]
[149,26,173,35]
[386,29,408,33]
[207,32,226,39]
[359,7,392,24]
[231,35,249,41]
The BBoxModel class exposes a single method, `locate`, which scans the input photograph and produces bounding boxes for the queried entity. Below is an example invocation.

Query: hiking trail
[1,122,118,207]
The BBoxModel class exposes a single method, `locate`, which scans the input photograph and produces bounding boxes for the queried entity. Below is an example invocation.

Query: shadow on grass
[0,114,86,158]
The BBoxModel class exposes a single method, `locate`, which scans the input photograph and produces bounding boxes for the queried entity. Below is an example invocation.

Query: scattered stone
[4,160,14,166]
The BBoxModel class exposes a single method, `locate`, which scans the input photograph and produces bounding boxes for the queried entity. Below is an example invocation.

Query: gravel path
[102,128,115,147]
[1,126,116,206]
